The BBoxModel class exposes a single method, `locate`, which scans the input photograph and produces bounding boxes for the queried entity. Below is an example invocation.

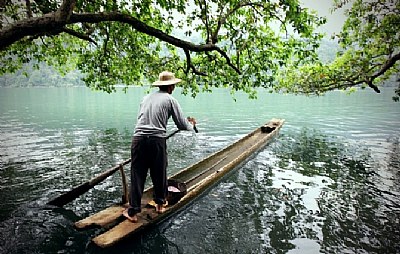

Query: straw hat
[152,71,182,86]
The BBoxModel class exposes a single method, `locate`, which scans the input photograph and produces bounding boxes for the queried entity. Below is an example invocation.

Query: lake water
[0,86,399,254]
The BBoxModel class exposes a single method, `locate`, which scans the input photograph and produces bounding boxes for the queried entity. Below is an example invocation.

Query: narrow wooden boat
[75,118,285,248]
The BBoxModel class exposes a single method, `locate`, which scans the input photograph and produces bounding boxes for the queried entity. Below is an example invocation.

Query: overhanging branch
[366,52,400,93]
[0,8,242,75]
[371,52,400,80]
[69,12,214,53]
[367,80,380,93]
[68,12,241,74]
[184,49,207,76]
[0,13,65,50]
[63,27,97,44]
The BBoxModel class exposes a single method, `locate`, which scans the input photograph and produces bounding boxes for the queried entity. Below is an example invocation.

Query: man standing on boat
[123,71,197,222]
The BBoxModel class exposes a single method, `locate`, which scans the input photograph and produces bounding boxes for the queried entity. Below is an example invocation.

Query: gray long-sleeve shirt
[133,90,193,137]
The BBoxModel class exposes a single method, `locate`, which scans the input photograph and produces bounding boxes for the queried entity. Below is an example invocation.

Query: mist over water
[0,87,399,253]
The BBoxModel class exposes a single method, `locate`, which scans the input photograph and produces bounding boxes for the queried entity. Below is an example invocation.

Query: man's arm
[170,99,195,131]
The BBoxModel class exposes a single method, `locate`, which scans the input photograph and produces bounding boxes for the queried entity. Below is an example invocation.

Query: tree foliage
[0,0,325,96]
[276,0,400,101]
[0,0,398,99]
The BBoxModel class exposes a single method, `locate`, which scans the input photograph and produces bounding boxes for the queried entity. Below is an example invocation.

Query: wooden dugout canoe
[75,118,285,248]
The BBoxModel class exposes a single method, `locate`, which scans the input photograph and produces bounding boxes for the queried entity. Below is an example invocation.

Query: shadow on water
[0,201,91,254]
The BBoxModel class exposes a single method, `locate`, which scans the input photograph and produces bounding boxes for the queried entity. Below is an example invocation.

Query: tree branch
[70,12,241,74]
[371,52,400,81]
[214,47,241,74]
[196,0,211,43]
[367,80,380,93]
[25,0,32,18]
[1,9,243,74]
[212,2,228,44]
[56,0,76,22]
[364,52,400,93]
[1,12,203,51]
[212,2,263,44]
[0,13,64,50]
[0,0,77,50]
[211,1,274,44]
[62,27,97,44]
[184,49,191,74]
[326,52,400,94]
[69,12,215,52]
[99,25,110,76]
[184,49,207,76]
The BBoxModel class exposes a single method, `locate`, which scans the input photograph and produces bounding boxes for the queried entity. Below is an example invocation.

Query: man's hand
[187,117,197,126]
[187,117,198,133]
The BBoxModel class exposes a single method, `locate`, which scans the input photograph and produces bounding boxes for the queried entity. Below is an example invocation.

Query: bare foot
[155,204,166,214]
[155,201,168,214]
[122,209,138,223]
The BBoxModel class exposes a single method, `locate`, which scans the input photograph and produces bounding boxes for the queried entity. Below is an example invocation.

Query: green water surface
[0,87,399,253]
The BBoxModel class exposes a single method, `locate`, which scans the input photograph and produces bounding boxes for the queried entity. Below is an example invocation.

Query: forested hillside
[0,61,84,87]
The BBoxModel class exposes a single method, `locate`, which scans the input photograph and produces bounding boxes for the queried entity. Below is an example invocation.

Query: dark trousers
[128,136,168,215]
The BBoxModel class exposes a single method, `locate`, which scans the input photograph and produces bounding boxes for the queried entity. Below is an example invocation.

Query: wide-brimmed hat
[152,71,182,86]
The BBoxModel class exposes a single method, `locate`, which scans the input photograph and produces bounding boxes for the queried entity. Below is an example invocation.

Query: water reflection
[268,129,400,253]
[158,128,399,254]
[0,125,133,221]
[0,201,89,254]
